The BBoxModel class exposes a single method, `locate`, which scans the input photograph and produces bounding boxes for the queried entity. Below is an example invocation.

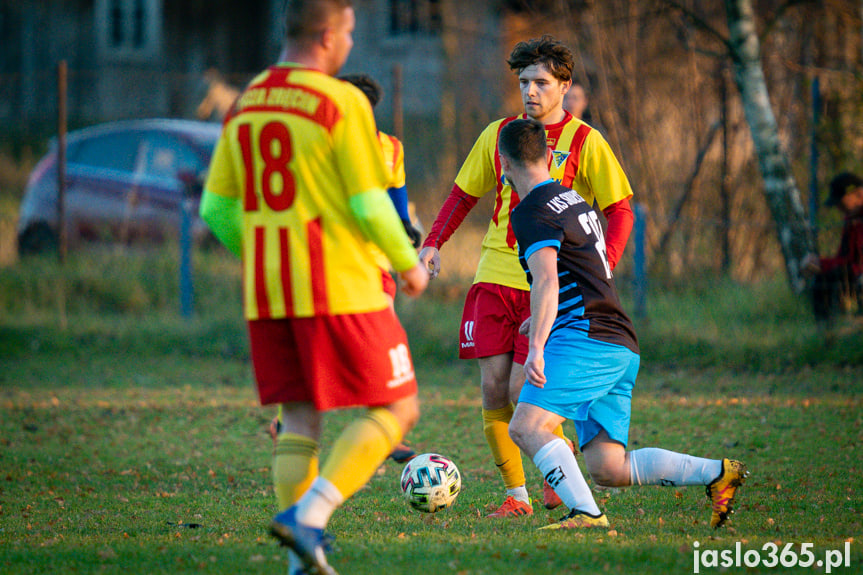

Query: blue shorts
[518,329,640,450]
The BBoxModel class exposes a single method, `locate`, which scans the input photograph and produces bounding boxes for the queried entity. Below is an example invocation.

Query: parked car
[17,119,222,255]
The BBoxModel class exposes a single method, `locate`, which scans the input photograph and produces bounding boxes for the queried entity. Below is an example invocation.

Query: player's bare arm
[419,186,481,281]
[524,246,559,388]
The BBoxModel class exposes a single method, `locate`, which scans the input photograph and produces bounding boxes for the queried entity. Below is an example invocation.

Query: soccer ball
[399,453,461,513]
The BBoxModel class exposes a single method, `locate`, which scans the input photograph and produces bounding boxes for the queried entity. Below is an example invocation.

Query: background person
[338,73,423,250]
[502,118,748,531]
[803,172,863,326]
[563,79,589,121]
[199,1,428,573]
[418,35,635,518]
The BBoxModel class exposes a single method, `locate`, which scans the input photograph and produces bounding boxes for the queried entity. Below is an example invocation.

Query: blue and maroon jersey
[511,180,639,354]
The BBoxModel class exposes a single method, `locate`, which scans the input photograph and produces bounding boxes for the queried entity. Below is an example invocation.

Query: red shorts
[248,309,417,410]
[459,282,531,364]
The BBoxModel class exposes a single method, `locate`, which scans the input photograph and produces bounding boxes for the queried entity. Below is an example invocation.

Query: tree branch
[759,0,822,42]
[650,120,724,269]
[658,0,733,53]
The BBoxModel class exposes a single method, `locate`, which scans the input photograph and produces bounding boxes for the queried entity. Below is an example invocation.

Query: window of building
[389,0,442,35]
[97,0,161,59]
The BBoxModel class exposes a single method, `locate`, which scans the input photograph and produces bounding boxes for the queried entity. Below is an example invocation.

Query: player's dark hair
[283,0,352,41]
[826,172,863,207]
[498,119,548,166]
[507,35,574,82]
[339,73,382,108]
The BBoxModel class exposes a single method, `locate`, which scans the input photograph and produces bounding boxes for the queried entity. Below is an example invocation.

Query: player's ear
[320,26,334,49]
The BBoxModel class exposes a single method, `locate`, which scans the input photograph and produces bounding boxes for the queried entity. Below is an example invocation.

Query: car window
[70,131,144,173]
[138,132,203,179]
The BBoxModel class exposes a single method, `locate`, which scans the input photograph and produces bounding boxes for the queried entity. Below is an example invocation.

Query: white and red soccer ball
[399,453,461,513]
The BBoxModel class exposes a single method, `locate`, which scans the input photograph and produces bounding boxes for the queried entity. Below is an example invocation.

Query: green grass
[1,248,862,574]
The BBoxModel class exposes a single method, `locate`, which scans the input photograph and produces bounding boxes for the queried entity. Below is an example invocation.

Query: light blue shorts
[518,328,640,450]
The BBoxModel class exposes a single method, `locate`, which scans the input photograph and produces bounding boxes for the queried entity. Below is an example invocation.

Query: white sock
[294,477,345,529]
[505,485,530,504]
[629,448,722,486]
[533,438,600,516]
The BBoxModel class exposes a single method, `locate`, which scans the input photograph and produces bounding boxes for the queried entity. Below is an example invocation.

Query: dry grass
[0,213,17,267]
[0,150,36,267]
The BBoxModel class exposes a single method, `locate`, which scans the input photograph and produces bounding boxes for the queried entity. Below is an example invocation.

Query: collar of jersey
[522,110,573,130]
[272,62,324,73]
[530,179,555,193]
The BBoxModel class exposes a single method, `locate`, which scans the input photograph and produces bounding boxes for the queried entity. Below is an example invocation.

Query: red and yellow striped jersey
[370,131,406,271]
[379,132,405,189]
[455,112,633,289]
[205,63,393,320]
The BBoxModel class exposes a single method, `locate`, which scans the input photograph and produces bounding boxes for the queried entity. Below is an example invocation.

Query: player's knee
[384,395,420,434]
[481,378,510,407]
[400,400,420,432]
[588,463,628,487]
[507,418,529,449]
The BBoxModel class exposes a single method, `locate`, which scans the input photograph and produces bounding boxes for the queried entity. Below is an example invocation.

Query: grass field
[1,247,861,574]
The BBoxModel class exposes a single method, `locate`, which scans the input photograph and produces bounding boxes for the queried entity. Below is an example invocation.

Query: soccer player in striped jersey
[199,1,428,573]
[339,74,422,249]
[419,35,635,518]
[501,118,748,530]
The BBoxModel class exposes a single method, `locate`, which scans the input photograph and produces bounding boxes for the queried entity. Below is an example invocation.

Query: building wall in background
[0,0,504,132]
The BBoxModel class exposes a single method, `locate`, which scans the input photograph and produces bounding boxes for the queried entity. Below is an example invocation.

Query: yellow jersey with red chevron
[205,63,392,320]
[455,112,633,289]
[379,132,405,189]
[369,131,406,272]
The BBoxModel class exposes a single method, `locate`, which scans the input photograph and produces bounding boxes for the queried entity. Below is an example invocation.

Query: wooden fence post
[57,60,67,263]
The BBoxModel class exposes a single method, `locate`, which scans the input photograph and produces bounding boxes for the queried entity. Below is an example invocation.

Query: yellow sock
[273,432,319,511]
[320,408,403,500]
[551,423,579,451]
[482,404,525,490]
[551,423,568,444]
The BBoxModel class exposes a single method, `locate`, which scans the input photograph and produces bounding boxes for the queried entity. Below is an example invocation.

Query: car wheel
[17,222,58,256]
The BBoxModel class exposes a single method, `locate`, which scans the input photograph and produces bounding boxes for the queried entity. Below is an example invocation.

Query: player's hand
[418,246,441,279]
[402,219,423,249]
[523,348,546,388]
[519,316,531,336]
[801,253,821,277]
[399,262,429,297]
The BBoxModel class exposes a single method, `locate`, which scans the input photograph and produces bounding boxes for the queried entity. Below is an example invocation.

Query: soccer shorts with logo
[518,328,640,450]
[458,282,531,363]
[248,309,417,410]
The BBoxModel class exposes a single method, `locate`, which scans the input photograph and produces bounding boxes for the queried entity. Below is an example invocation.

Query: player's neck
[280,45,329,74]
[513,169,553,198]
[529,107,567,127]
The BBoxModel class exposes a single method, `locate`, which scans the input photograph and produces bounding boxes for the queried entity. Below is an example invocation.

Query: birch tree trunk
[725,0,815,293]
